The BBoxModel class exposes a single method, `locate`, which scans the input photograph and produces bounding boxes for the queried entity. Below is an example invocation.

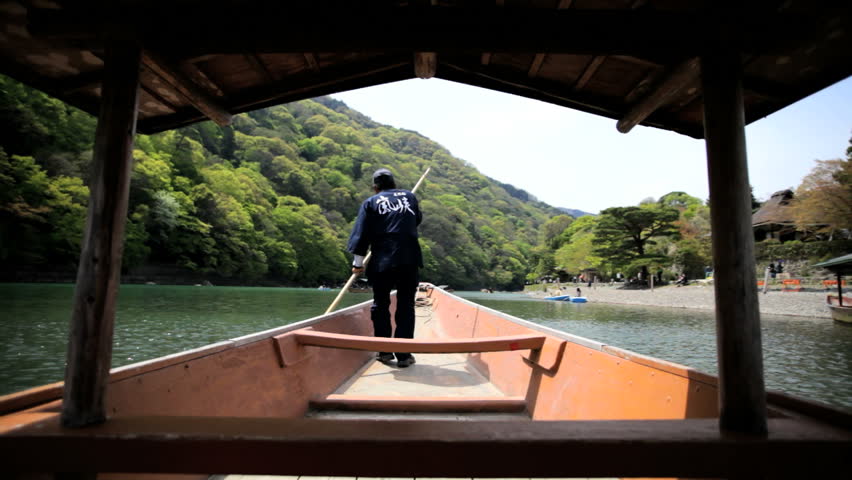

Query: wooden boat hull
[1,285,850,479]
[827,295,852,324]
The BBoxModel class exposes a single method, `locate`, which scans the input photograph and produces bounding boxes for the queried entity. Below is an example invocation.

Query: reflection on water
[0,284,370,395]
[1,284,850,411]
[458,291,852,410]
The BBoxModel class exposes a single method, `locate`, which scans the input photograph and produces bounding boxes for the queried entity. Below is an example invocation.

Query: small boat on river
[813,253,852,324]
[544,294,588,303]
[1,284,849,479]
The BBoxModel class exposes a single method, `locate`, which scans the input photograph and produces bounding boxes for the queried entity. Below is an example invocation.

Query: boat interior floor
[306,351,529,421]
[306,300,530,421]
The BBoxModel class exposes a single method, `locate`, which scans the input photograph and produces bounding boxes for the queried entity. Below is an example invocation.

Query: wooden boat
[827,295,852,323]
[1,284,849,479]
[2,2,851,478]
[813,253,852,324]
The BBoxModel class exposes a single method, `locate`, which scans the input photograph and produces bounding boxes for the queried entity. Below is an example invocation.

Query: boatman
[348,168,423,368]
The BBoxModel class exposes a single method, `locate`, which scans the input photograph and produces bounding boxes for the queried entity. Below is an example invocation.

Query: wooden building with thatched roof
[752,189,798,242]
[752,189,828,242]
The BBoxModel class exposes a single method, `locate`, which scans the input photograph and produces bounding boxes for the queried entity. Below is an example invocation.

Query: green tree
[791,149,852,238]
[593,206,680,279]
[554,216,600,275]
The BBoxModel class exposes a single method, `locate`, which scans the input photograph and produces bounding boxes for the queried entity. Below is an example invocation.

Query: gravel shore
[530,283,833,319]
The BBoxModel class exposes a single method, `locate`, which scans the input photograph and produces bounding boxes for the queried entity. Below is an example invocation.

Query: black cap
[372,168,394,180]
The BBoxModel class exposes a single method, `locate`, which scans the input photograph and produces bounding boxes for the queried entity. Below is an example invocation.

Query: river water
[1,284,850,410]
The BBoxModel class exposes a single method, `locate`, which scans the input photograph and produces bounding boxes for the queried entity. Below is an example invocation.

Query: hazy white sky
[332,77,852,214]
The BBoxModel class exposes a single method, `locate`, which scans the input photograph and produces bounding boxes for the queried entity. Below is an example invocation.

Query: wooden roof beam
[244,53,276,82]
[617,57,700,134]
[303,53,321,73]
[59,69,103,95]
[29,8,715,57]
[140,51,232,126]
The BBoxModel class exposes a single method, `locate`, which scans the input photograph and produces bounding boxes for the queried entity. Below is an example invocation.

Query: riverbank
[528,283,833,319]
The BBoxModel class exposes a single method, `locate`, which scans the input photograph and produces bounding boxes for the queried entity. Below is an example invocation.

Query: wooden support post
[701,49,768,435]
[61,40,141,428]
[414,52,437,79]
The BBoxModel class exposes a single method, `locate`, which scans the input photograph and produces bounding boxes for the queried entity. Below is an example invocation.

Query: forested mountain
[0,75,563,290]
[557,207,594,218]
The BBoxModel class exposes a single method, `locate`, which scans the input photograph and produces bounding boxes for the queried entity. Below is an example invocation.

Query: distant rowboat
[813,253,852,325]
[827,295,852,323]
[544,295,587,303]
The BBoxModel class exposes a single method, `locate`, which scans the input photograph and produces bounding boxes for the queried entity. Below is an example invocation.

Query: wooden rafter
[140,50,232,126]
[180,62,226,98]
[574,55,605,90]
[303,53,321,73]
[244,53,275,82]
[138,57,412,133]
[440,61,703,138]
[528,54,545,78]
[572,0,642,91]
[528,0,572,79]
[617,57,700,133]
[59,69,102,95]
[140,84,179,113]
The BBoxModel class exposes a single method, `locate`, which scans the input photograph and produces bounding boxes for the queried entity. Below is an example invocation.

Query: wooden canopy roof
[1,1,850,138]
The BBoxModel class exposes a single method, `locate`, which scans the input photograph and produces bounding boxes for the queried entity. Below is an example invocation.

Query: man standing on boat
[348,168,423,368]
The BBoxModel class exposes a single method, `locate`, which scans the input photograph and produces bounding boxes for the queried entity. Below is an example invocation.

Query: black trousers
[369,265,419,361]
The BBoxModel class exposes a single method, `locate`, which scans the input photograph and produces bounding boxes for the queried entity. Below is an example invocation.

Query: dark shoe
[377,353,395,365]
[396,356,416,368]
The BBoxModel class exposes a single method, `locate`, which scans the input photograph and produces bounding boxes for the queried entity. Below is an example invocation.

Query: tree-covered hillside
[0,76,562,290]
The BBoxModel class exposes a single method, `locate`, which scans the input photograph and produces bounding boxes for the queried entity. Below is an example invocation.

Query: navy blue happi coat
[347,189,423,273]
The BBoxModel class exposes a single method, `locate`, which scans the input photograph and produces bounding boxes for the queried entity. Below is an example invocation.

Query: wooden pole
[61,39,141,428]
[325,167,431,315]
[701,48,768,435]
[763,266,770,294]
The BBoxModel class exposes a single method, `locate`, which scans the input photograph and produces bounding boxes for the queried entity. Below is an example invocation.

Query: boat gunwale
[0,297,376,414]
[437,288,852,419]
[441,288,719,386]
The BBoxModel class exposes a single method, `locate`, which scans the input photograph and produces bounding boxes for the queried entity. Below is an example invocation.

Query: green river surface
[2,284,851,411]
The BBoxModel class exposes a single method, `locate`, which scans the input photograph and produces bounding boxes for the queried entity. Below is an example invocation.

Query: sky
[332,76,852,214]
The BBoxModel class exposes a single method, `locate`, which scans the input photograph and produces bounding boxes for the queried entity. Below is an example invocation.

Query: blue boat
[544,295,588,303]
